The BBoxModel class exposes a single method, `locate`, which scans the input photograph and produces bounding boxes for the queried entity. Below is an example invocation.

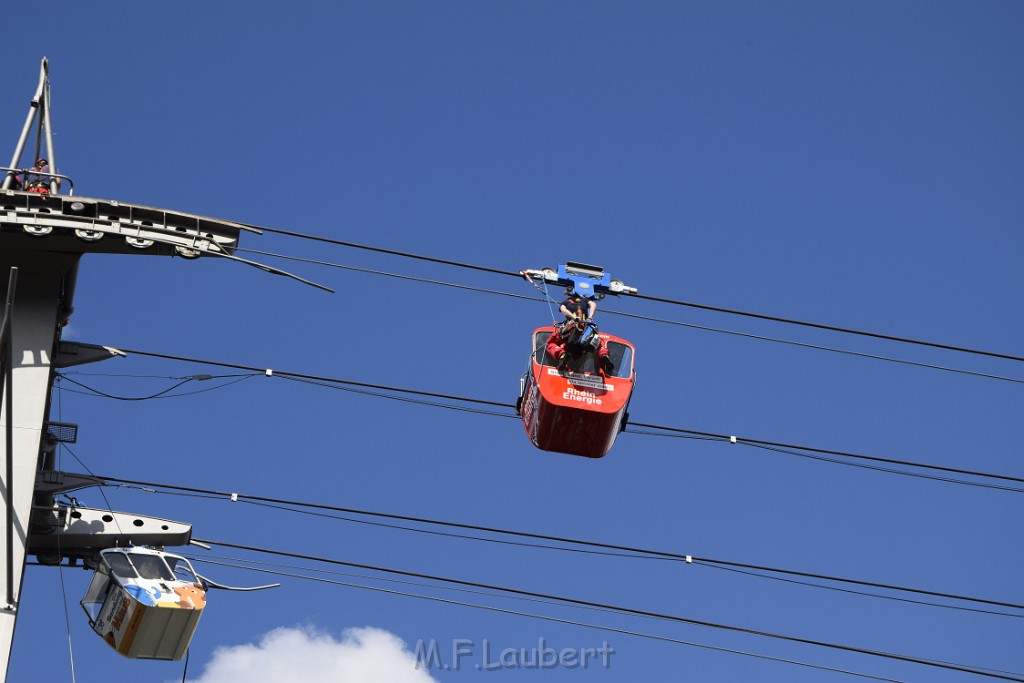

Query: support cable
[246,225,1024,363]
[696,562,1022,619]
[50,435,125,538]
[55,372,259,401]
[236,246,1024,385]
[114,346,509,408]
[279,376,1024,493]
[245,224,515,277]
[57,557,77,683]
[608,308,1024,384]
[185,556,909,683]
[628,421,1024,487]
[181,487,1023,618]
[95,474,1023,614]
[106,347,1024,490]
[630,290,1024,362]
[55,388,76,683]
[2,268,17,610]
[192,538,1024,681]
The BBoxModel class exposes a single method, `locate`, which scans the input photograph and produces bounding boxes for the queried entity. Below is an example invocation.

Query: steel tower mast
[0,58,308,679]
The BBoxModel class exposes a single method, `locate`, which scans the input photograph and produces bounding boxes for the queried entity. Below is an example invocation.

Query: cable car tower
[1,59,298,678]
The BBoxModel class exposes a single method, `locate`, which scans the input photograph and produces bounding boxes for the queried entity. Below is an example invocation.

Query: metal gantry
[0,59,291,679]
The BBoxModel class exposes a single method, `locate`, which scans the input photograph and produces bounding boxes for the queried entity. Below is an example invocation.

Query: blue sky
[4,2,1023,681]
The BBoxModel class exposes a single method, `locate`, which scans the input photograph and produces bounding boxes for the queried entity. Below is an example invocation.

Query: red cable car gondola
[517,325,635,458]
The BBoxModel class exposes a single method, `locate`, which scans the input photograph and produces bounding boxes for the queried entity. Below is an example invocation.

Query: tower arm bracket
[1,191,253,258]
[1,193,332,291]
[27,505,192,565]
[53,341,126,369]
[33,470,106,497]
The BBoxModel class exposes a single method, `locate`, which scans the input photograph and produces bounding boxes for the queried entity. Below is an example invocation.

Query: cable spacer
[729,436,737,444]
[685,555,693,564]
[230,493,238,502]
[265,368,273,377]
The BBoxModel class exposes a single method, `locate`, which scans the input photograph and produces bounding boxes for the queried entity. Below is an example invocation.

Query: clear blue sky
[4,2,1023,681]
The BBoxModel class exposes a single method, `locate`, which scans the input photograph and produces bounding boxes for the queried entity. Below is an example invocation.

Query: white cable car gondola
[80,547,206,660]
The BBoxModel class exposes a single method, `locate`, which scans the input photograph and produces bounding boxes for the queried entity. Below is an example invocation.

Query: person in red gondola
[26,158,51,194]
[547,289,614,374]
[559,291,597,323]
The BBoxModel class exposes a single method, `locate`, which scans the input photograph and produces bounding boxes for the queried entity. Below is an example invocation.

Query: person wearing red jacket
[546,310,613,374]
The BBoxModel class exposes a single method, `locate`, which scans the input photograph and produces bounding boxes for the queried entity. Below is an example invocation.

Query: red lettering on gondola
[111,597,130,631]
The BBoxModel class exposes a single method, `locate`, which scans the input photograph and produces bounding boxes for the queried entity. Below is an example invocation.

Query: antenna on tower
[1,59,332,292]
[3,58,69,194]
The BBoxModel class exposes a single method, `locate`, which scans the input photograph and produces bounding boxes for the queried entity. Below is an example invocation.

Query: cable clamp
[729,436,737,444]
[265,368,273,377]
[230,493,238,502]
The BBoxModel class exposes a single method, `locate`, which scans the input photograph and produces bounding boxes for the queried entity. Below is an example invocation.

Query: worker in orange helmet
[26,158,51,194]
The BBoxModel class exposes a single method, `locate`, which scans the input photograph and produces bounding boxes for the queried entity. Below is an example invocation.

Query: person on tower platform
[26,158,51,194]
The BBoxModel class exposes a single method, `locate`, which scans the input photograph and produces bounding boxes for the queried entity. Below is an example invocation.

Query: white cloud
[181,625,440,683]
